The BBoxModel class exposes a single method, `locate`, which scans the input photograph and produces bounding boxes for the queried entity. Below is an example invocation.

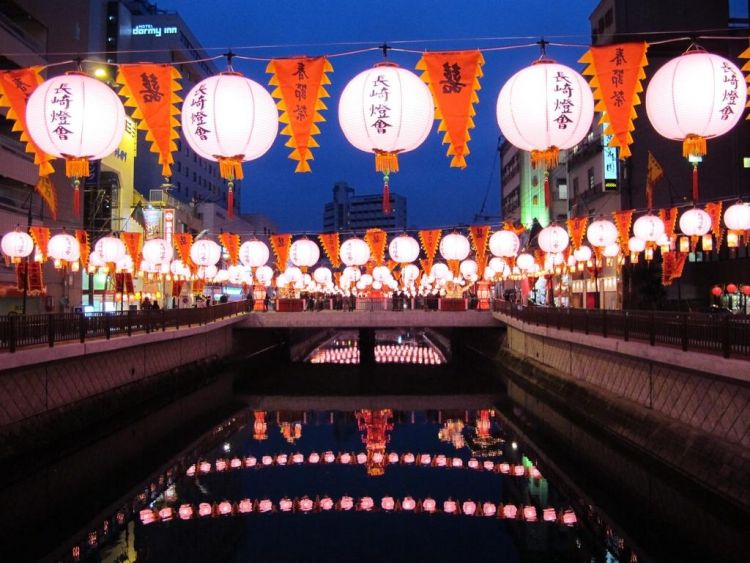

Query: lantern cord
[233,47,379,62]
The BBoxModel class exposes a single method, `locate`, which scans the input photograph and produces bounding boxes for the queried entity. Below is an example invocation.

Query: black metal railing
[492,301,749,359]
[0,300,251,353]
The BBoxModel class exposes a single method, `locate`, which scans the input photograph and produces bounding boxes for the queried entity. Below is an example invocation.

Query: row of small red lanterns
[711,284,750,296]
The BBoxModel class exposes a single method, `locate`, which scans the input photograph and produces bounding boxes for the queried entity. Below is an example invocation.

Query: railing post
[569,309,573,332]
[584,310,589,335]
[9,315,17,353]
[162,309,166,332]
[48,315,55,347]
[146,310,151,334]
[623,311,629,342]
[127,309,133,336]
[721,315,730,358]
[175,308,180,330]
[105,313,111,340]
[681,313,688,351]
[79,313,86,343]
[649,311,655,346]
[602,309,607,338]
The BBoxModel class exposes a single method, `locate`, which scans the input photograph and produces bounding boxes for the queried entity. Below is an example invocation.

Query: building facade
[323,182,407,232]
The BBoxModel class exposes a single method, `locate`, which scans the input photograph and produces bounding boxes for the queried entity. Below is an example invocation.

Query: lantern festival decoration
[181,72,279,217]
[459,259,478,278]
[339,237,370,267]
[724,202,750,231]
[516,252,535,271]
[496,58,594,209]
[48,233,80,268]
[489,230,520,258]
[313,267,332,285]
[388,234,420,264]
[632,214,665,242]
[586,219,618,248]
[239,240,270,268]
[645,49,746,202]
[25,72,126,215]
[190,239,222,267]
[679,208,712,236]
[289,239,320,270]
[94,235,126,264]
[537,224,569,254]
[1,230,34,263]
[338,62,434,213]
[573,245,593,262]
[142,238,173,265]
[439,233,471,261]
[255,265,274,286]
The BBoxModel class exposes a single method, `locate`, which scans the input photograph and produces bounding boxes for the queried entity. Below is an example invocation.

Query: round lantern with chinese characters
[94,236,126,264]
[679,208,712,236]
[181,72,278,216]
[1,230,34,263]
[628,237,646,253]
[586,219,618,248]
[142,238,173,265]
[497,59,593,209]
[239,240,270,268]
[313,267,332,285]
[489,230,520,257]
[25,72,126,215]
[439,233,470,262]
[289,239,320,270]
[537,224,569,254]
[388,234,420,264]
[516,252,535,271]
[724,202,750,231]
[255,265,274,286]
[574,245,592,262]
[190,239,222,267]
[338,62,434,212]
[633,214,665,242]
[339,237,370,267]
[48,233,81,267]
[645,50,746,159]
[459,259,478,277]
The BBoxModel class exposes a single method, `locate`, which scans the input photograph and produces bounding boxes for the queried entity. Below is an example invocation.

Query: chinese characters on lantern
[50,83,73,140]
[292,62,309,122]
[189,84,210,140]
[552,71,574,129]
[369,74,391,134]
[720,61,739,120]
[440,62,466,93]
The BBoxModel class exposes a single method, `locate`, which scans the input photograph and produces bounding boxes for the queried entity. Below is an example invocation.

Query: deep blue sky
[161,0,598,231]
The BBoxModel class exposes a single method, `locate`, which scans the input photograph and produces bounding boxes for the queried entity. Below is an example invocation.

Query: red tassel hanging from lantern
[543,172,552,210]
[227,181,234,219]
[73,179,81,217]
[382,173,392,215]
[692,164,699,203]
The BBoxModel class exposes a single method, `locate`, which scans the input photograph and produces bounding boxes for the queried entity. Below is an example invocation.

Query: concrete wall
[0,324,234,431]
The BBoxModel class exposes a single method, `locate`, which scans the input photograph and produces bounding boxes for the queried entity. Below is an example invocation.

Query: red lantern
[726,283,738,294]
[711,285,722,296]
[741,285,750,296]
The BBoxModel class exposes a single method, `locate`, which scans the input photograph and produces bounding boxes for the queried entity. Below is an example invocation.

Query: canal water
[4,339,745,563]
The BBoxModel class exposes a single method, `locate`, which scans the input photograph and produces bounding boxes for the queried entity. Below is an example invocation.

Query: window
[572,178,579,197]
[587,167,595,190]
[557,179,568,200]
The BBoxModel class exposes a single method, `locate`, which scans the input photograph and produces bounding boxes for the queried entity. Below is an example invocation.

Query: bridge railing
[492,301,749,359]
[0,300,251,354]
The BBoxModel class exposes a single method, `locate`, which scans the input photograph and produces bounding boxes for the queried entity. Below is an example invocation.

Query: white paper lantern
[679,208,712,236]
[48,233,80,263]
[26,73,125,176]
[290,239,320,269]
[142,238,173,264]
[603,243,620,258]
[239,240,270,268]
[116,255,133,272]
[338,63,433,172]
[645,51,746,157]
[632,214,665,242]
[488,257,506,273]
[516,252,535,271]
[459,259,478,277]
[388,234,420,264]
[483,266,496,280]
[284,266,303,284]
[574,245,592,262]
[439,233,471,261]
[359,274,373,287]
[401,263,419,283]
[313,267,332,284]
[340,237,370,267]
[255,265,274,286]
[181,73,278,179]
[497,60,594,167]
[198,265,217,280]
[373,265,391,282]
[586,219,618,248]
[724,202,750,231]
[431,263,450,280]
[628,237,646,253]
[1,230,34,262]
[94,236,126,263]
[489,230,520,257]
[190,239,222,267]
[537,225,569,253]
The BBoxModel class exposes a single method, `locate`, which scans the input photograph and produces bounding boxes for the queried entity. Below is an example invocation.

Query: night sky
[160,0,597,231]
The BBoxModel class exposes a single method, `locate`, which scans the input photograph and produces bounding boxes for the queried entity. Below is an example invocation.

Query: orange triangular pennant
[117,63,182,177]
[417,51,484,168]
[219,232,240,266]
[318,232,341,268]
[418,229,442,273]
[739,46,750,120]
[267,57,332,172]
[120,231,143,273]
[364,228,387,266]
[469,225,490,261]
[579,42,648,159]
[29,226,50,259]
[75,230,90,269]
[612,210,634,254]
[270,234,292,271]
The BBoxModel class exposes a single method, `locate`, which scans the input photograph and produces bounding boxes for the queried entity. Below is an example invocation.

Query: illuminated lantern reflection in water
[356,409,394,476]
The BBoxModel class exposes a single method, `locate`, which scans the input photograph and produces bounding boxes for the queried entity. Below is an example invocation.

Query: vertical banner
[418,229,442,273]
[645,151,664,209]
[143,207,162,240]
[612,209,634,254]
[579,42,649,158]
[162,208,175,244]
[270,234,292,271]
[219,232,240,266]
[173,233,194,270]
[567,217,589,250]
[116,63,182,177]
[469,225,490,260]
[75,230,90,269]
[416,50,484,168]
[120,231,143,273]
[34,176,58,220]
[267,57,333,172]
[704,202,723,241]
[318,232,341,268]
[364,228,387,266]
[0,67,55,177]
[29,226,50,259]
